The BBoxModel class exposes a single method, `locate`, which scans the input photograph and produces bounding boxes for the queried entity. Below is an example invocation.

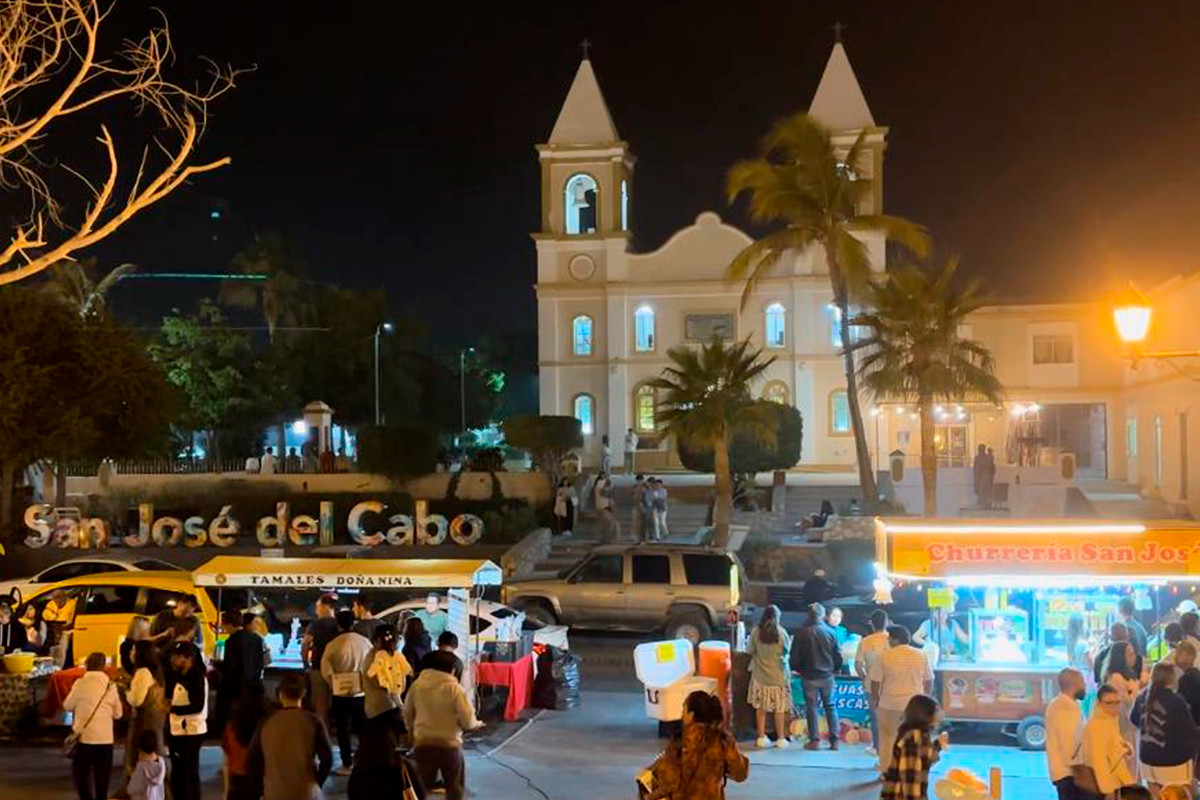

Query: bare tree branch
[0,0,240,285]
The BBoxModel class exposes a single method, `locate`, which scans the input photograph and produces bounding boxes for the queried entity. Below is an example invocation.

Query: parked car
[376,597,570,651]
[503,544,744,643]
[0,554,183,605]
[20,571,218,665]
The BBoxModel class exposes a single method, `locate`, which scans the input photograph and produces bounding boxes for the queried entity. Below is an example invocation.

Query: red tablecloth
[43,665,119,716]
[476,653,534,722]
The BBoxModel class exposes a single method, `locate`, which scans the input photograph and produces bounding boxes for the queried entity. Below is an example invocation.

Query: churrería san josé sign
[22,500,486,549]
[878,519,1200,578]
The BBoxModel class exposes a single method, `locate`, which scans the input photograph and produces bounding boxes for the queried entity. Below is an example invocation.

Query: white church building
[534,41,1200,515]
[534,42,896,472]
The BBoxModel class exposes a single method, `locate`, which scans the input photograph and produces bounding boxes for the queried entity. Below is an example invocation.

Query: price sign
[927,587,956,609]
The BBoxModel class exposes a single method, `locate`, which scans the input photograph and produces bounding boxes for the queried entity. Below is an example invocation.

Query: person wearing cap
[415,594,449,642]
[0,601,30,653]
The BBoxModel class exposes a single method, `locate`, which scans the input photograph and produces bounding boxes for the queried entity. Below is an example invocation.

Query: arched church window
[620,180,629,232]
[634,305,655,352]
[572,315,593,356]
[765,303,786,348]
[565,174,598,235]
[830,390,851,435]
[634,384,657,434]
[762,380,789,405]
[574,394,595,436]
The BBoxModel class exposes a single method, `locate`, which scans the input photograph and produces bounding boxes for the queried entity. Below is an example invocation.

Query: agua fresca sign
[886,522,1200,578]
[22,499,486,549]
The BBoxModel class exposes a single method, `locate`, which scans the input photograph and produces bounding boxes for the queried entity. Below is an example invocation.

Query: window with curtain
[635,384,657,433]
[574,394,595,435]
[765,303,786,348]
[572,315,593,356]
[830,390,851,434]
[634,305,655,352]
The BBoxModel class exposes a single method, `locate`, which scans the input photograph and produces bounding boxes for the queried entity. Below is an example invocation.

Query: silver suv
[504,544,744,643]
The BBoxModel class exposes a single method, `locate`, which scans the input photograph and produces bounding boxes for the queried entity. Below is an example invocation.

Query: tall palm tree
[220,232,309,342]
[44,258,136,320]
[648,337,774,547]
[726,113,929,501]
[855,258,1004,515]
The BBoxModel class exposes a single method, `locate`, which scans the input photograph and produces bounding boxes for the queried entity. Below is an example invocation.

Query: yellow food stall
[874,518,1200,749]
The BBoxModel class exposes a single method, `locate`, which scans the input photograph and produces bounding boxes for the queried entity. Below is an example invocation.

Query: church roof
[808,42,875,131]
[548,58,620,145]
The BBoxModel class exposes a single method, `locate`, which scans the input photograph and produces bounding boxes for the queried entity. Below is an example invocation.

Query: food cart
[873,518,1200,749]
[192,555,503,695]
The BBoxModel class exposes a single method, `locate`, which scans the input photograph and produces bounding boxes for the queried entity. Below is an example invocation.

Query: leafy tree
[727,113,929,500]
[148,300,252,466]
[42,258,136,320]
[502,415,582,489]
[678,400,802,476]
[855,259,1004,515]
[648,338,774,547]
[0,287,173,535]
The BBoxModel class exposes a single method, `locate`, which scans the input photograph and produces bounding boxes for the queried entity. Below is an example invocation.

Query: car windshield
[133,559,183,571]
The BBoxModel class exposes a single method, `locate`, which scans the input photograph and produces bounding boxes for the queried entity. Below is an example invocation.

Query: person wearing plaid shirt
[881,695,948,800]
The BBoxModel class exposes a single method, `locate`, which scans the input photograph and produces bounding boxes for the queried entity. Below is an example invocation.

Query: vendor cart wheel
[1016,715,1047,751]
[666,609,711,645]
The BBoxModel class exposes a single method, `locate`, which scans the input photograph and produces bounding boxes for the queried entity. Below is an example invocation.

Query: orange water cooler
[698,640,732,724]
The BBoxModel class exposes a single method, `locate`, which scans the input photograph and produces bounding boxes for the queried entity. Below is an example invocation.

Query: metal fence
[65,458,247,476]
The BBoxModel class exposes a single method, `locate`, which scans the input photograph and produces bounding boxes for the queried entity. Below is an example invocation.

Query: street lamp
[459,346,475,441]
[374,321,394,425]
[1112,289,1200,368]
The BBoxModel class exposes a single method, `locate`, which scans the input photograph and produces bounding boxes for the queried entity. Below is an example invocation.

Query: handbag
[63,679,111,759]
[1070,741,1101,796]
[399,759,420,800]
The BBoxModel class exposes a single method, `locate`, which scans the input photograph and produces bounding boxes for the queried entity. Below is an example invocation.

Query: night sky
[85,1,1200,340]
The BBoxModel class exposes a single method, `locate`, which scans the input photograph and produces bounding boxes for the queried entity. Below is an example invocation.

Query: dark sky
[88,1,1200,338]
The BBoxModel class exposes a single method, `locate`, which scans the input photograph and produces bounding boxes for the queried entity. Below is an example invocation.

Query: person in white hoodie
[403,655,483,800]
[320,609,372,776]
[63,652,123,800]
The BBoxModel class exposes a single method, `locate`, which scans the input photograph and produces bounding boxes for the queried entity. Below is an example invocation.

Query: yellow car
[21,571,218,666]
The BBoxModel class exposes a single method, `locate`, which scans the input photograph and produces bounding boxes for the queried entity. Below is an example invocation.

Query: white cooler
[634,639,718,722]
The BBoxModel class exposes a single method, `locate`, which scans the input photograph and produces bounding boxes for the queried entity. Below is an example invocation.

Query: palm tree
[648,337,774,547]
[726,113,929,502]
[220,232,309,342]
[44,258,136,320]
[855,259,1004,515]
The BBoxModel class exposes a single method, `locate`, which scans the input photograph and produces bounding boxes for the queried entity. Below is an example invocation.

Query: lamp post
[373,321,394,425]
[459,346,475,442]
[1113,291,1200,366]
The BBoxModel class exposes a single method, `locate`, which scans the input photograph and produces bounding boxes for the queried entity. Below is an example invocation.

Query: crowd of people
[551,471,671,542]
[55,589,480,800]
[1046,605,1200,800]
[243,444,354,475]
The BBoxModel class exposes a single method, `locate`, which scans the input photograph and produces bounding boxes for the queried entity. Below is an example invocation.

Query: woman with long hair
[221,685,268,800]
[646,691,748,800]
[116,640,168,799]
[881,694,949,800]
[403,617,432,674]
[1066,613,1092,674]
[1104,641,1143,779]
[120,617,151,677]
[747,605,792,749]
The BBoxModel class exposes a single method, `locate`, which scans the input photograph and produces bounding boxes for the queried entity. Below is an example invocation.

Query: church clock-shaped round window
[568,254,596,281]
[565,174,599,235]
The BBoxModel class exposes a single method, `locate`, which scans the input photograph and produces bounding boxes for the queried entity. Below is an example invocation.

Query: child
[881,694,948,800]
[128,730,166,800]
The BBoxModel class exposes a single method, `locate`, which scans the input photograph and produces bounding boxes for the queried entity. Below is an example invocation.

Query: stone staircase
[781,484,865,532]
[1077,478,1185,519]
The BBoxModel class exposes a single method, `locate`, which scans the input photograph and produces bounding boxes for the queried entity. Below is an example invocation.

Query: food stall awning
[875,517,1200,586]
[193,556,503,589]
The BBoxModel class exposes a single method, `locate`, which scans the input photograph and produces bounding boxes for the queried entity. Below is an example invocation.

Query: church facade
[533,41,1199,515]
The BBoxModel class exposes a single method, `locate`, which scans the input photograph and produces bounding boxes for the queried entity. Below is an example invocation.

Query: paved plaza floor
[0,688,1056,800]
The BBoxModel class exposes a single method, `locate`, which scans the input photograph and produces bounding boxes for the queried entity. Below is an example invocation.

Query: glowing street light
[374,321,395,425]
[1113,303,1152,346]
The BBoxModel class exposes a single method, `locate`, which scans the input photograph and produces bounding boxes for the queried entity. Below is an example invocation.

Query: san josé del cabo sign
[22,499,486,549]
